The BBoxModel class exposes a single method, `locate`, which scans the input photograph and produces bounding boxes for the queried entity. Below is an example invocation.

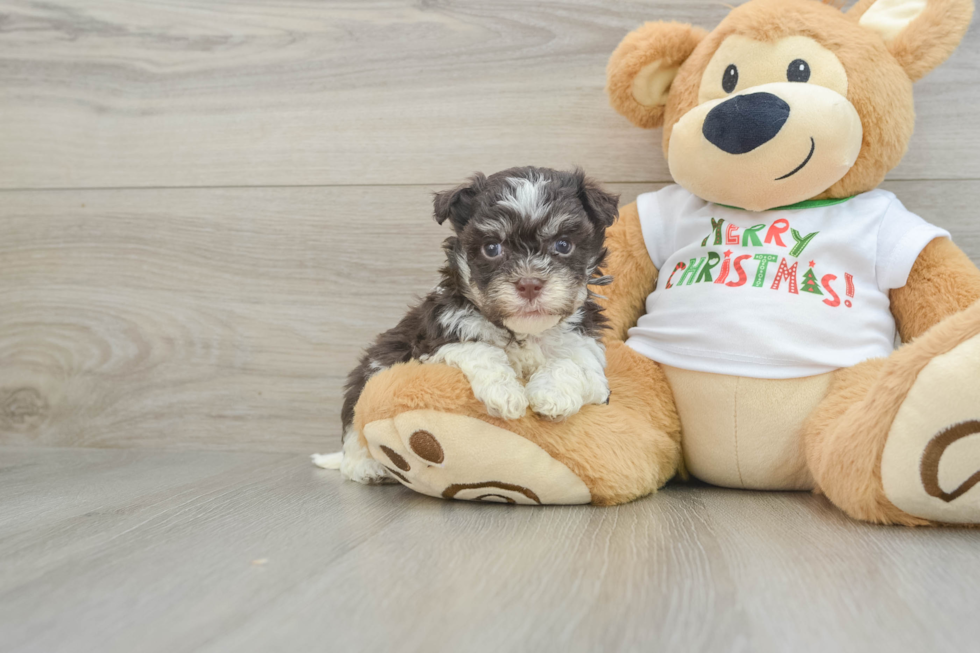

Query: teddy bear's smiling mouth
[775,137,816,181]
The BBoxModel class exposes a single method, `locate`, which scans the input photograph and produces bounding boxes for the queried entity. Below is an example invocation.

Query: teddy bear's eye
[722,64,739,93]
[787,59,811,83]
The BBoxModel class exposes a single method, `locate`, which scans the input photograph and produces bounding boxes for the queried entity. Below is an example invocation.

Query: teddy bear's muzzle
[702,91,791,155]
[668,82,863,212]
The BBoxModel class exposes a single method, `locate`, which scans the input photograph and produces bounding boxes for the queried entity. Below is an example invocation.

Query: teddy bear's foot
[881,333,980,524]
[361,409,592,505]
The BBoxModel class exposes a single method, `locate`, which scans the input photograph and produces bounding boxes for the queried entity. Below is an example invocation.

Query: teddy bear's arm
[596,202,660,343]
[890,237,980,342]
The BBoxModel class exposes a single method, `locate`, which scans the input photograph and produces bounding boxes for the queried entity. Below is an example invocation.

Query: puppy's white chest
[505,339,547,380]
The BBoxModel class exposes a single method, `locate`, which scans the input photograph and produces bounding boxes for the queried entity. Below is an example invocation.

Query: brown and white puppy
[315,166,620,484]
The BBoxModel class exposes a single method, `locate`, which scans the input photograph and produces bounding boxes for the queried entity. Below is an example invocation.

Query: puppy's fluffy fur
[327,166,620,484]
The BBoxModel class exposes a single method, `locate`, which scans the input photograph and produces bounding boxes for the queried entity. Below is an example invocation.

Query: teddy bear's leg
[352,341,682,505]
[803,301,980,526]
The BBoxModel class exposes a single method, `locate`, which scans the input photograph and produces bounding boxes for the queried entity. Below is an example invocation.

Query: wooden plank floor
[1,446,978,653]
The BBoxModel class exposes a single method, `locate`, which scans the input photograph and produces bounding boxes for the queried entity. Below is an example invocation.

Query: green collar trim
[717,196,855,212]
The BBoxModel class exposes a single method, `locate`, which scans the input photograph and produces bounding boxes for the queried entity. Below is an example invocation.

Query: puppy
[316,166,619,484]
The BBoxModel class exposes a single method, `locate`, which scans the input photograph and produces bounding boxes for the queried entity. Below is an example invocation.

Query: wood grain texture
[1,181,977,452]
[0,185,451,452]
[0,0,978,189]
[0,446,977,653]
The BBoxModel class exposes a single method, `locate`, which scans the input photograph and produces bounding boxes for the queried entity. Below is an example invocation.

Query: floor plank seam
[2,178,979,193]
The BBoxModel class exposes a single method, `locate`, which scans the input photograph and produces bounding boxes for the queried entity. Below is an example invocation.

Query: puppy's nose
[702,92,790,155]
[515,277,545,301]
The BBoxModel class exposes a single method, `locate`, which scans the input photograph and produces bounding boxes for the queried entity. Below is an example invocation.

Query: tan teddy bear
[346,0,980,526]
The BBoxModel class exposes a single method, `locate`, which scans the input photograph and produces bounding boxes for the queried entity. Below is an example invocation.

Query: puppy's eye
[553,240,574,255]
[483,243,503,258]
[722,64,738,94]
[787,59,811,83]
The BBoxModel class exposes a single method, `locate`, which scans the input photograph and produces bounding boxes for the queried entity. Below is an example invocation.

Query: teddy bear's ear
[849,0,974,82]
[607,21,708,129]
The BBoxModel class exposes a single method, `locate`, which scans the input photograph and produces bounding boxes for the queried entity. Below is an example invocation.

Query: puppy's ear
[573,169,619,229]
[849,0,973,82]
[433,172,487,232]
[607,21,707,129]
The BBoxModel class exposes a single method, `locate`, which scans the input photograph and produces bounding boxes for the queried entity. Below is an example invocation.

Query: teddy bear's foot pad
[362,410,591,505]
[882,334,980,524]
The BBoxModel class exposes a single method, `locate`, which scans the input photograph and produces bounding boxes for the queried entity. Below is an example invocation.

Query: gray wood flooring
[2,446,979,653]
[1,0,979,650]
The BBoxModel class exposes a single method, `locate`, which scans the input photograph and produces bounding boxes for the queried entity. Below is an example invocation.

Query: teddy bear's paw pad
[362,409,591,505]
[882,333,980,524]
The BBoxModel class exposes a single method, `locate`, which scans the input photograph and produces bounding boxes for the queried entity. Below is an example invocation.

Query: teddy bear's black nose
[702,92,791,155]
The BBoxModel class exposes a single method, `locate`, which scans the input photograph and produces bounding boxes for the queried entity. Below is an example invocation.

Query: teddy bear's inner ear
[853,0,927,41]
[631,60,679,109]
[849,0,973,82]
[607,22,707,129]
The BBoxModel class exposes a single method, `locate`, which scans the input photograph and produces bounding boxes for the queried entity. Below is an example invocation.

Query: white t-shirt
[626,186,950,379]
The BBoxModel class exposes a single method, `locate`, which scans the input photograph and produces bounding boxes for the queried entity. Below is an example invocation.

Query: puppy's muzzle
[515,277,545,302]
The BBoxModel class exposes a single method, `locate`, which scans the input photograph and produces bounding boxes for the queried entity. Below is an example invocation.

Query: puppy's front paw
[526,366,608,420]
[583,373,611,407]
[527,384,584,421]
[475,382,529,420]
[526,370,586,420]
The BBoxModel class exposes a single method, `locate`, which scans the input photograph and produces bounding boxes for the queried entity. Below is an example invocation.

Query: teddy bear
[345,0,980,526]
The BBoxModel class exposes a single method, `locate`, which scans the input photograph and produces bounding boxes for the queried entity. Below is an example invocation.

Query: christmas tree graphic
[801,263,823,295]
